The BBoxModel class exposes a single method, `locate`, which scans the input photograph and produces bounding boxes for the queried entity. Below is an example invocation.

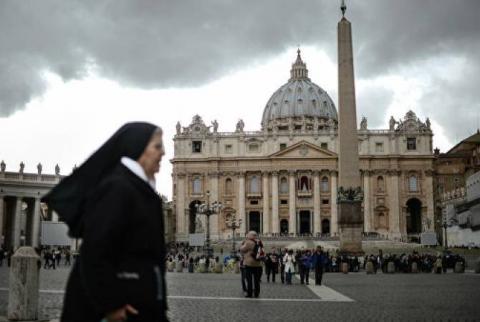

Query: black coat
[61,164,167,322]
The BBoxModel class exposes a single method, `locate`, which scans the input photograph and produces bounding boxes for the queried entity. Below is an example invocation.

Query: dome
[261,50,338,129]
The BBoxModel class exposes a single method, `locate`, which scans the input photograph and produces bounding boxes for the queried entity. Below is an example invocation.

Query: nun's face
[138,132,165,178]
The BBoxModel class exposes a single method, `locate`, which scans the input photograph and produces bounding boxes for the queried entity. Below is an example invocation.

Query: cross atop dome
[289,48,310,81]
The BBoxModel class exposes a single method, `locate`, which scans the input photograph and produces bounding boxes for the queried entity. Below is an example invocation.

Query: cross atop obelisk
[337,0,364,255]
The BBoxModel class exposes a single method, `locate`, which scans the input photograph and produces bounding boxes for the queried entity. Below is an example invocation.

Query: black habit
[42,123,167,322]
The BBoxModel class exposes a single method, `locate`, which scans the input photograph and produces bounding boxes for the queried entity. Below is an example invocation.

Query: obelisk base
[338,201,364,256]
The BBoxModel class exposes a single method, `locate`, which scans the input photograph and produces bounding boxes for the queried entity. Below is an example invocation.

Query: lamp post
[225,213,242,256]
[195,190,223,256]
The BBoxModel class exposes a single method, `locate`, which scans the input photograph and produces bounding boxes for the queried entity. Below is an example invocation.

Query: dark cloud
[357,86,394,128]
[1,0,479,148]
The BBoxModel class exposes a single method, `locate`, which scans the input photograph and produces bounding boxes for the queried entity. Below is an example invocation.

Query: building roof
[261,50,337,127]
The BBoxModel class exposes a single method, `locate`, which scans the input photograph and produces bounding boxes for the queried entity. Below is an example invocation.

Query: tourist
[299,250,312,285]
[312,246,326,285]
[240,231,263,298]
[239,254,248,294]
[265,250,279,283]
[42,123,168,322]
[283,249,296,285]
[279,249,286,284]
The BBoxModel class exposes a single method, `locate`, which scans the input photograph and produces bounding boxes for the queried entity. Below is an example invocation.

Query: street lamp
[195,190,223,256]
[225,212,242,256]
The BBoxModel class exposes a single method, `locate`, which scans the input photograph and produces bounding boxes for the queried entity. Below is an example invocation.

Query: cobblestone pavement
[1,265,480,321]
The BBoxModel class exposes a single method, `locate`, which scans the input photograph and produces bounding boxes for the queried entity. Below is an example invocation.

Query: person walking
[299,250,312,285]
[42,123,168,322]
[312,246,326,285]
[283,250,296,285]
[240,231,263,298]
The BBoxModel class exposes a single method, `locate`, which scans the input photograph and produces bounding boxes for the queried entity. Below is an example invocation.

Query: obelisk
[337,0,363,255]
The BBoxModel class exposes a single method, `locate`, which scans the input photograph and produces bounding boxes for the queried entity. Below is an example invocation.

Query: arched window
[225,178,233,195]
[300,176,309,191]
[193,177,202,194]
[377,176,385,192]
[250,175,260,193]
[321,176,329,192]
[280,177,288,194]
[409,175,418,192]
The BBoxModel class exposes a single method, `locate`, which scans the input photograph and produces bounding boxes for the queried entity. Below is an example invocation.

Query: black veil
[42,122,158,238]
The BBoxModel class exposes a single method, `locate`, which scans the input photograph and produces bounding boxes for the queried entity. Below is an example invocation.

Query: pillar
[331,171,338,235]
[271,171,279,234]
[388,170,401,239]
[13,197,22,250]
[209,172,219,240]
[176,173,186,239]
[31,198,41,248]
[363,171,371,233]
[424,170,435,232]
[288,170,296,235]
[262,171,270,234]
[238,172,246,235]
[313,171,321,234]
[0,196,4,245]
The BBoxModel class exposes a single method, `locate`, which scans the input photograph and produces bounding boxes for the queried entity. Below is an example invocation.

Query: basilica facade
[171,52,435,242]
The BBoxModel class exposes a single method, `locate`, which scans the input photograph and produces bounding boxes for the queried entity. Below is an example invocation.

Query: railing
[0,172,61,183]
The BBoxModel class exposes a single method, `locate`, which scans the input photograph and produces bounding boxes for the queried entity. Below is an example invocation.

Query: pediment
[269,141,337,159]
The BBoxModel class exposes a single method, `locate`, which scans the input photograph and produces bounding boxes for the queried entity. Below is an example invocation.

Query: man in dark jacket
[311,246,326,285]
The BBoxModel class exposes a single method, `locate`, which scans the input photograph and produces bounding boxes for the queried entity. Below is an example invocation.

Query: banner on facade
[420,232,438,246]
[41,221,72,246]
[189,233,205,246]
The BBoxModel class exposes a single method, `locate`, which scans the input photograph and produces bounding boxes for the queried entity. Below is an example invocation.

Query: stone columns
[271,171,279,234]
[31,198,41,248]
[12,197,23,250]
[209,172,219,239]
[388,170,401,239]
[288,170,296,235]
[425,170,435,231]
[262,171,270,234]
[0,196,4,244]
[330,171,338,235]
[238,172,246,235]
[363,171,371,233]
[176,174,186,237]
[313,171,321,234]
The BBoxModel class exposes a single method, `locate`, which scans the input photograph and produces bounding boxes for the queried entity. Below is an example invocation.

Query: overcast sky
[1,0,479,199]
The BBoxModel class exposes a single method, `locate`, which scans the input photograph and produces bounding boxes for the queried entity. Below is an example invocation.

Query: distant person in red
[43,123,168,322]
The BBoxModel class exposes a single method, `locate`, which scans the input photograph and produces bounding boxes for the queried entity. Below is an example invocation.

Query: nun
[42,122,168,322]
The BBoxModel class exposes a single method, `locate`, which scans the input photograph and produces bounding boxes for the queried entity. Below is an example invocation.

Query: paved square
[1,266,480,321]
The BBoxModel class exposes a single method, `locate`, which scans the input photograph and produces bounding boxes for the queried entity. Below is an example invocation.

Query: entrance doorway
[299,211,311,234]
[249,211,261,233]
[321,219,330,234]
[406,198,422,234]
[189,200,201,234]
[280,219,289,234]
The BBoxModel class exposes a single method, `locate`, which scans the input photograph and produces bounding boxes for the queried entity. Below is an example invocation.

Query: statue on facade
[236,119,245,132]
[211,119,219,133]
[0,160,5,173]
[55,164,60,175]
[288,117,294,131]
[389,116,396,131]
[176,121,181,135]
[37,163,42,175]
[425,117,431,130]
[360,116,367,130]
[19,162,25,174]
